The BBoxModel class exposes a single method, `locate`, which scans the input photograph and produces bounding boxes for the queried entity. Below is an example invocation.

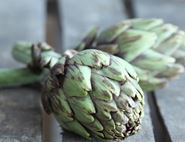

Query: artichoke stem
[0,68,46,88]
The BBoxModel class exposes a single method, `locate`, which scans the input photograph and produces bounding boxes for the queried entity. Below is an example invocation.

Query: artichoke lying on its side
[42,49,144,140]
[76,18,185,91]
[11,43,144,140]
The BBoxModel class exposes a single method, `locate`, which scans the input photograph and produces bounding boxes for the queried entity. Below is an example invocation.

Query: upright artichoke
[42,49,144,140]
[76,18,185,91]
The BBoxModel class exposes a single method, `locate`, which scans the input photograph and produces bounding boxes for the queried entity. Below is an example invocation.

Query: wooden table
[0,0,185,142]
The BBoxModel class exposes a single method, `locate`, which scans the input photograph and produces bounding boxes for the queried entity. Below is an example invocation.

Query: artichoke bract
[76,18,185,91]
[42,49,144,140]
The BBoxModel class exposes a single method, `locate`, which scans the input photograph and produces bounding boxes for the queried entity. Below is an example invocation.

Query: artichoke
[11,43,144,140]
[76,18,185,91]
[42,49,144,140]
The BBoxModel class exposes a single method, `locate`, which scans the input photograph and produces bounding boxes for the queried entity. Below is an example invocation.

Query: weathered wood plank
[58,0,155,141]
[0,88,42,141]
[0,0,45,141]
[155,73,185,141]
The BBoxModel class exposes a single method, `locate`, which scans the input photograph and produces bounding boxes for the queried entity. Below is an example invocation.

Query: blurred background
[1,0,185,67]
[0,0,185,142]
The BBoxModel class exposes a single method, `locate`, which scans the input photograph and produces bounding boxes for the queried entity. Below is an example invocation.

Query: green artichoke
[76,18,185,91]
[42,50,144,139]
[10,43,144,140]
[42,49,144,140]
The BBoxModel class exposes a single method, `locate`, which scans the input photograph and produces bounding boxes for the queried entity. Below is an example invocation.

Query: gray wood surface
[58,0,155,141]
[0,0,45,141]
[0,88,42,141]
[155,73,185,142]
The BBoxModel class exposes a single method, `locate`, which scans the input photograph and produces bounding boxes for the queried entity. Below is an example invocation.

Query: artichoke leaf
[63,65,91,97]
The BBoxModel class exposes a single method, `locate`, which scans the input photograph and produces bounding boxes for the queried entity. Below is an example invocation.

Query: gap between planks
[122,0,136,18]
[42,0,63,142]
[147,92,172,142]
